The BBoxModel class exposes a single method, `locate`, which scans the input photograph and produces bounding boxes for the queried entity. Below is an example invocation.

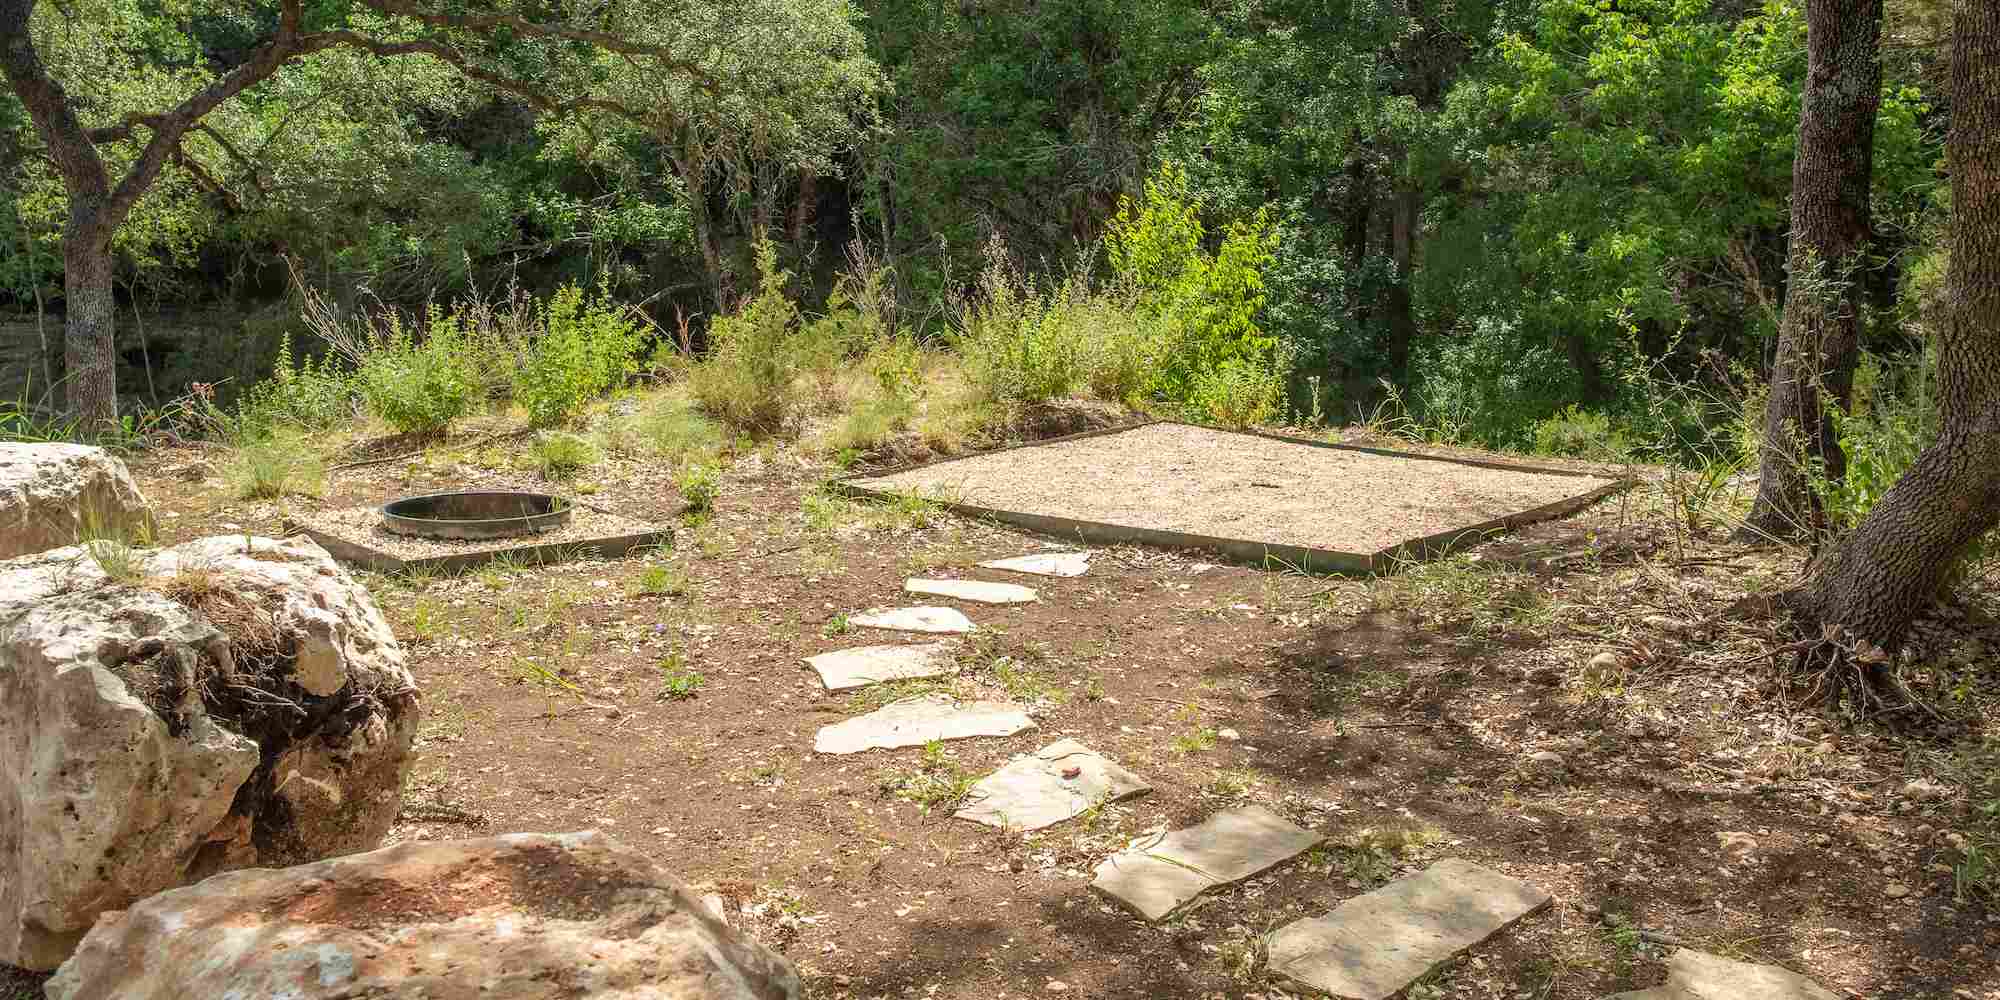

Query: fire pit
[380,491,572,541]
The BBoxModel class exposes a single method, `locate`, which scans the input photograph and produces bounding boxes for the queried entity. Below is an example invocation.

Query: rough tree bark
[1788,0,2000,655]
[1740,0,1886,542]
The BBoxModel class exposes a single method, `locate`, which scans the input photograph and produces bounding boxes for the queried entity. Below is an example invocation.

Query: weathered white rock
[1091,805,1322,921]
[979,551,1092,578]
[804,642,958,692]
[904,578,1039,605]
[1,535,418,970]
[45,831,800,1000]
[0,443,155,559]
[1604,948,1838,1000]
[850,605,975,634]
[955,739,1150,831]
[1265,858,1551,1000]
[814,695,1034,755]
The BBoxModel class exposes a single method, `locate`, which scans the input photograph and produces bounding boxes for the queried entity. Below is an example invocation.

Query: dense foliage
[0,0,1953,452]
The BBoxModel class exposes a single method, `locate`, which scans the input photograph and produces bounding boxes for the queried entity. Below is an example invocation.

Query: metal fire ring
[380,491,572,541]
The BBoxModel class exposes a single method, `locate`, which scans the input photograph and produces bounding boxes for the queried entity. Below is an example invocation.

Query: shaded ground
[11,417,1999,999]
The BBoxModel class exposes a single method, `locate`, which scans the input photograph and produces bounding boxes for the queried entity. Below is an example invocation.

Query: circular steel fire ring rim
[379,491,573,541]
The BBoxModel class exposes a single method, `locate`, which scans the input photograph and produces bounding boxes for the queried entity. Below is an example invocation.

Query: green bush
[235,333,358,438]
[1531,405,1635,461]
[677,462,721,512]
[513,285,644,428]
[527,431,598,481]
[689,244,808,433]
[1190,356,1287,429]
[357,310,480,436]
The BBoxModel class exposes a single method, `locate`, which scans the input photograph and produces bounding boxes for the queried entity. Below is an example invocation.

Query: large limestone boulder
[46,831,802,1000]
[0,443,155,559]
[0,535,418,971]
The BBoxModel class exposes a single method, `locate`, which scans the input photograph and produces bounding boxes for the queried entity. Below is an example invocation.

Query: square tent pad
[839,422,1625,573]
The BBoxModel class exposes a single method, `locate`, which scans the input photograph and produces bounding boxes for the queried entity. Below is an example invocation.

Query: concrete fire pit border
[832,421,1632,575]
[285,502,673,575]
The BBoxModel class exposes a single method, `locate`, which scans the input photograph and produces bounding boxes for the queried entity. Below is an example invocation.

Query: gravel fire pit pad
[844,423,1622,572]
[288,503,670,574]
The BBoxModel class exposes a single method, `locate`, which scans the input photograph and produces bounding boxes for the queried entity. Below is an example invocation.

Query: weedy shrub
[228,430,326,498]
[513,285,644,428]
[677,462,720,513]
[1190,356,1287,429]
[528,431,597,481]
[1531,404,1635,461]
[357,310,480,436]
[234,333,358,438]
[689,244,808,434]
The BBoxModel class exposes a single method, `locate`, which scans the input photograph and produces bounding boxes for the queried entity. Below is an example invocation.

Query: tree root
[1783,626,1954,731]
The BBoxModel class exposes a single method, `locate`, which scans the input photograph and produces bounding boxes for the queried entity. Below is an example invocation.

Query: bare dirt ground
[8,418,1999,1000]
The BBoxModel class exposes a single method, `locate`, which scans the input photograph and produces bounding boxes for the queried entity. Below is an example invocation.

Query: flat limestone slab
[804,642,958,692]
[955,739,1150,831]
[1091,806,1322,921]
[1266,858,1551,1000]
[978,551,1092,578]
[1605,948,1839,1000]
[850,606,975,634]
[904,578,1039,605]
[813,695,1033,755]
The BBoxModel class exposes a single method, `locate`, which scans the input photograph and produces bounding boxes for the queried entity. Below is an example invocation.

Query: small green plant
[822,612,852,638]
[677,462,720,513]
[633,562,689,597]
[1531,404,1634,461]
[657,653,705,700]
[877,740,979,812]
[1173,726,1219,754]
[406,596,442,641]
[528,431,598,481]
[512,284,644,428]
[234,331,359,436]
[227,431,327,499]
[357,309,480,436]
[1957,836,1997,904]
[81,539,145,583]
[844,677,947,714]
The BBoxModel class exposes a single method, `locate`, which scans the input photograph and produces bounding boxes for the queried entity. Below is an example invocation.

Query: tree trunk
[1741,0,1885,542]
[1383,184,1420,384]
[60,217,119,430]
[790,170,818,245]
[1789,0,2000,650]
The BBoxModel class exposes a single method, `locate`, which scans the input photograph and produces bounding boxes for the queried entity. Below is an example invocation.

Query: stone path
[1606,948,1839,1000]
[978,551,1092,577]
[1091,805,1322,922]
[812,543,1576,994]
[803,642,957,692]
[1265,859,1551,1000]
[954,739,1151,831]
[813,695,1035,755]
[904,578,1039,604]
[850,606,975,634]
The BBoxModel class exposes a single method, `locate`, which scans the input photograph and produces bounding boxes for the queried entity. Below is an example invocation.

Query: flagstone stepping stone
[850,606,975,634]
[904,578,1039,604]
[978,551,1092,578]
[1605,948,1839,1000]
[813,695,1033,755]
[1090,805,1322,922]
[954,739,1150,831]
[1265,858,1551,1000]
[804,642,958,692]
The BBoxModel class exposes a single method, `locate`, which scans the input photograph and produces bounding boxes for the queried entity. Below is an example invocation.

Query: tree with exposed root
[1786,0,2000,716]
[1740,0,1887,543]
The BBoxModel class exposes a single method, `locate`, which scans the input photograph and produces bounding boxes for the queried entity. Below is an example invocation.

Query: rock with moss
[0,443,156,559]
[0,535,418,971]
[45,831,801,1000]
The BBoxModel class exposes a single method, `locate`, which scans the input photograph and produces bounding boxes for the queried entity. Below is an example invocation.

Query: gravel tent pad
[841,423,1626,573]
